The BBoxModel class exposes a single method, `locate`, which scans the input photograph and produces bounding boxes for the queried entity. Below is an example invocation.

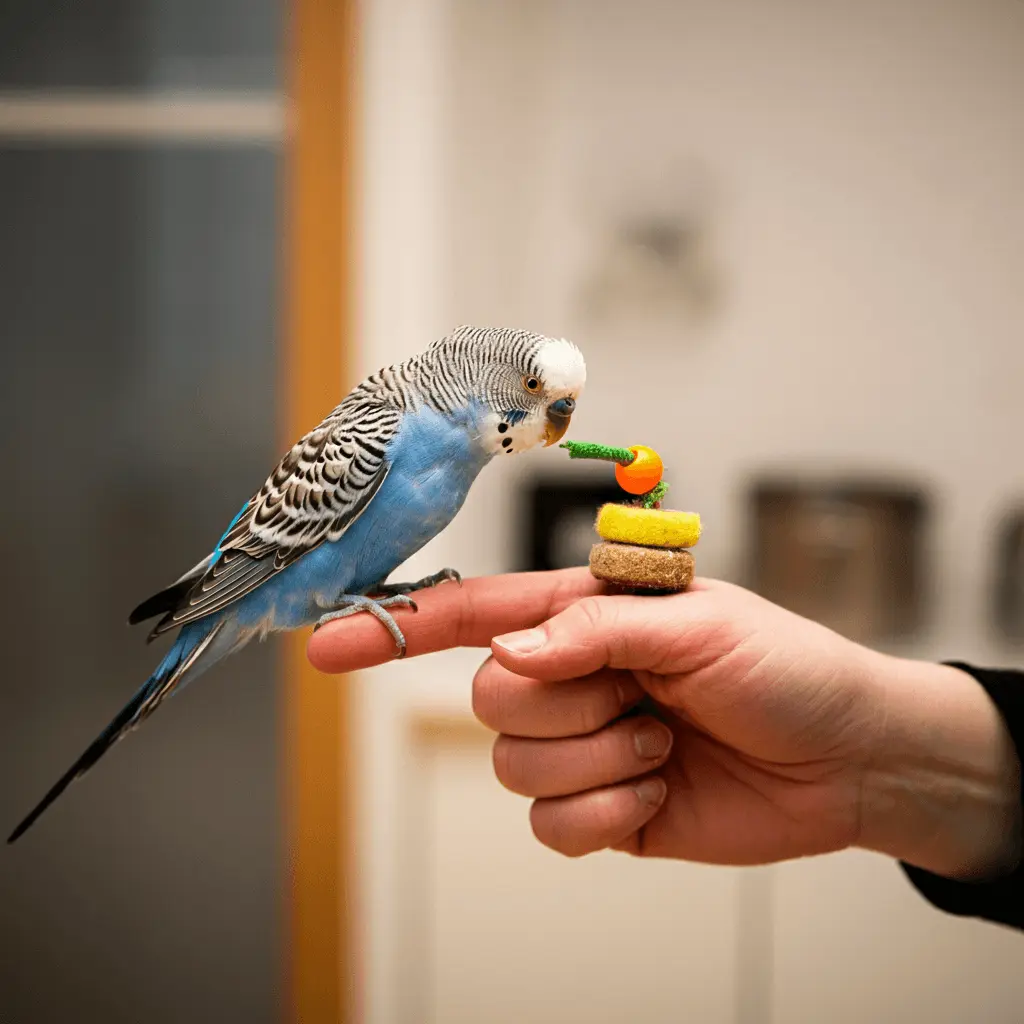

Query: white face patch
[476,334,586,458]
[477,409,549,457]
[535,337,587,396]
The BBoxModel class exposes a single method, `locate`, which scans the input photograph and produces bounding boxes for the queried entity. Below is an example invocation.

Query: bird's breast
[239,406,491,627]
[339,404,491,589]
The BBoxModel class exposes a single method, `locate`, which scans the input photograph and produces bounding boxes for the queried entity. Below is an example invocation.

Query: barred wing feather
[130,398,401,638]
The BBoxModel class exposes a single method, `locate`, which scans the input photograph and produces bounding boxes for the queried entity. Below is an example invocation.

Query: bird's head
[458,328,586,457]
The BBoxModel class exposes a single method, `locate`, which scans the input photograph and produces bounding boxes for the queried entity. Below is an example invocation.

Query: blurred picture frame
[993,507,1024,643]
[747,478,928,644]
[518,477,624,572]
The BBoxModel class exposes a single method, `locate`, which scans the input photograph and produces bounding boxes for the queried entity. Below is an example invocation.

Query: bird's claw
[314,594,417,657]
[371,567,462,599]
[433,567,463,588]
[315,572,460,656]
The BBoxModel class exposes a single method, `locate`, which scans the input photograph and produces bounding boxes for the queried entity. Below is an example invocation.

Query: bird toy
[560,440,701,592]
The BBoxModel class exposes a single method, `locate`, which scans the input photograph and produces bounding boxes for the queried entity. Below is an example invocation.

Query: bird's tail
[7,620,226,844]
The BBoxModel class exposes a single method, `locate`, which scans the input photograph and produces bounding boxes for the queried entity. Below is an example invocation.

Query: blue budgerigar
[8,325,586,843]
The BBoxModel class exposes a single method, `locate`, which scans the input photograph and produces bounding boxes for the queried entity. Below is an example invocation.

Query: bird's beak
[544,396,576,447]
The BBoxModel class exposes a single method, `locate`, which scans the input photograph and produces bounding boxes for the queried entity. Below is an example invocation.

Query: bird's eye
[523,376,541,393]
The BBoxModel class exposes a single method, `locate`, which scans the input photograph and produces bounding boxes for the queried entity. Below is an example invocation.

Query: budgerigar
[8,326,585,843]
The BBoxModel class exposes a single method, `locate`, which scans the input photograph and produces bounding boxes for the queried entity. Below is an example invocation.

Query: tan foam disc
[589,541,695,592]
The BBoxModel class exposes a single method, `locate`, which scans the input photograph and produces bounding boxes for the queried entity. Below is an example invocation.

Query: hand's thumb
[490,593,686,681]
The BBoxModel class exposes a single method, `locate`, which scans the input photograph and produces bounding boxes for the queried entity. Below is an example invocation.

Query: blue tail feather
[6,625,214,844]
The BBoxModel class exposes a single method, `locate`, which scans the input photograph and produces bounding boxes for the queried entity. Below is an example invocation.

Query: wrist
[856,654,1022,880]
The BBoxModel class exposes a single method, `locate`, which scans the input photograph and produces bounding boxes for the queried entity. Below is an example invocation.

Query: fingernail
[493,628,546,655]
[634,723,672,760]
[634,777,667,808]
[615,677,642,710]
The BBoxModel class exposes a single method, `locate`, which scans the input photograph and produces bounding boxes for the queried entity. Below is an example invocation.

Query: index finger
[305,567,606,673]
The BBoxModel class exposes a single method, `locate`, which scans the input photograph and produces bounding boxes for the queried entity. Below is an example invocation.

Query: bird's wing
[130,396,403,638]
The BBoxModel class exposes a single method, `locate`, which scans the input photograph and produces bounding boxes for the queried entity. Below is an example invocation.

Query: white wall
[440,0,1024,665]
[355,1,1024,1021]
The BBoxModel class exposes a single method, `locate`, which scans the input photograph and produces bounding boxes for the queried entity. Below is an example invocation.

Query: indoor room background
[1,1,1023,1023]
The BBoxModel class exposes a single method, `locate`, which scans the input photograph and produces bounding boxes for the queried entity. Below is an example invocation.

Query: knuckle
[471,657,502,729]
[576,731,609,777]
[570,694,607,736]
[564,598,629,669]
[491,735,528,794]
[569,675,630,741]
[529,800,589,858]
[453,592,471,647]
[547,569,598,619]
[586,788,628,835]
[572,595,608,634]
[528,788,633,859]
[561,673,618,736]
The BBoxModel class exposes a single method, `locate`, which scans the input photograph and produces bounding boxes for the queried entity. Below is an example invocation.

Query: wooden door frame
[282,1,359,1021]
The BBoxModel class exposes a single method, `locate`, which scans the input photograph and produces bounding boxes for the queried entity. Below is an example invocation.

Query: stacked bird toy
[8,326,586,843]
[560,441,702,592]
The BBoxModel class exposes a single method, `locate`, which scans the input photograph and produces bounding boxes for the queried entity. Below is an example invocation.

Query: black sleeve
[899,662,1024,930]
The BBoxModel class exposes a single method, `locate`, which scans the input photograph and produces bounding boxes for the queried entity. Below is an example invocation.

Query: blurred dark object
[0,143,280,1024]
[520,478,624,571]
[0,0,280,91]
[748,479,927,643]
[993,509,1024,643]
[577,157,723,339]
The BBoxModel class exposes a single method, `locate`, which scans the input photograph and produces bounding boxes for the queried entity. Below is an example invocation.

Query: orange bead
[615,445,663,495]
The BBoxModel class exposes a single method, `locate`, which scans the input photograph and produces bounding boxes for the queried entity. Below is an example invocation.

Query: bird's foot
[370,567,462,599]
[313,594,418,657]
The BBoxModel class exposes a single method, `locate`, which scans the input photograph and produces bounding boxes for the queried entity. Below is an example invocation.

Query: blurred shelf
[0,91,285,143]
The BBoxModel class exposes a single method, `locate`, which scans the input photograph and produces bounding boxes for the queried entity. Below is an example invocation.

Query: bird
[8,325,586,843]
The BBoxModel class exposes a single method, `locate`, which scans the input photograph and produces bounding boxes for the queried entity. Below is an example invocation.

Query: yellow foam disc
[595,504,701,549]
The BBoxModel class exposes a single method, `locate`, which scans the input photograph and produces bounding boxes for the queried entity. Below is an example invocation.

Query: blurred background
[2,1,1023,1022]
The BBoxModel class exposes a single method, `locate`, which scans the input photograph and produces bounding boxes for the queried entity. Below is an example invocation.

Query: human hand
[307,569,1020,880]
